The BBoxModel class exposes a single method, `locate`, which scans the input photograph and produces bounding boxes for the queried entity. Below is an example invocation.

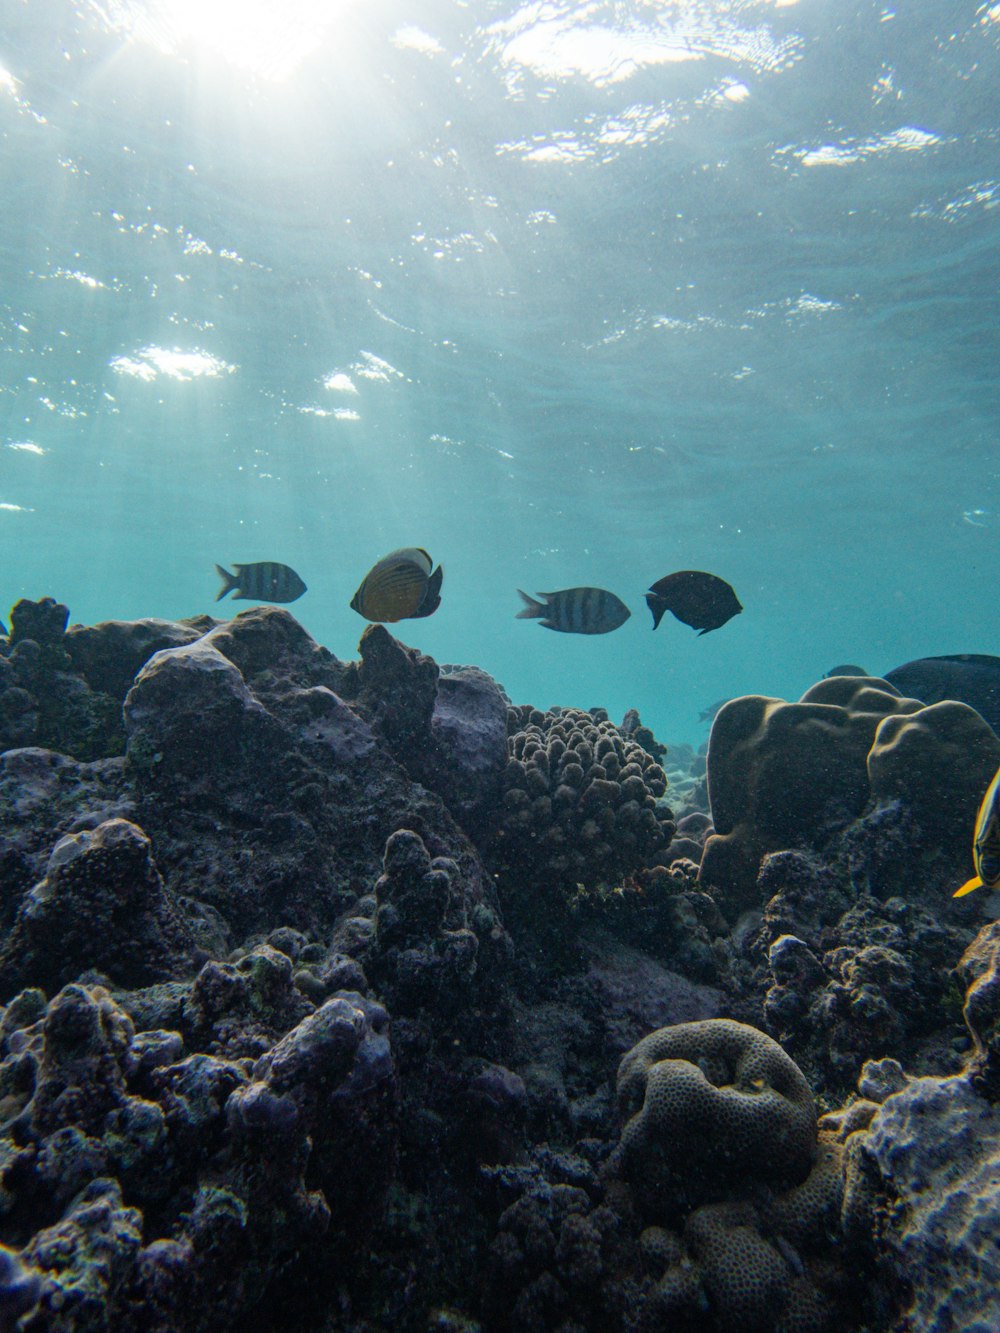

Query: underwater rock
[0,598,124,761]
[751,849,972,1093]
[425,666,509,835]
[231,990,398,1251]
[956,920,1000,1096]
[0,817,200,999]
[368,829,480,1015]
[842,1065,1000,1333]
[0,747,133,912]
[120,609,507,944]
[64,616,215,700]
[8,597,70,648]
[0,1244,42,1325]
[21,1177,144,1331]
[0,973,397,1331]
[581,934,726,1061]
[124,638,285,793]
[354,622,439,756]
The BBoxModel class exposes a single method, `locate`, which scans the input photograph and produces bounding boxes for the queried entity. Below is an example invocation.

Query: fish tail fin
[412,564,444,619]
[953,876,984,898]
[516,590,544,620]
[215,564,238,601]
[645,593,667,630]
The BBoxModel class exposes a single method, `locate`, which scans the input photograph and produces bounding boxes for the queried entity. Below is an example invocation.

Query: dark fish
[646,571,742,635]
[215,561,307,604]
[824,664,868,678]
[699,698,732,723]
[954,765,1000,898]
[516,587,630,635]
[884,654,1000,737]
[351,547,443,623]
[0,620,6,638]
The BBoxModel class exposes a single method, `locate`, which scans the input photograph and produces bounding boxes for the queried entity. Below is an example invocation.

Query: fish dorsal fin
[381,547,431,575]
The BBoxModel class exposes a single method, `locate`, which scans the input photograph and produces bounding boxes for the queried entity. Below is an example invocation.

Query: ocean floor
[0,595,999,1332]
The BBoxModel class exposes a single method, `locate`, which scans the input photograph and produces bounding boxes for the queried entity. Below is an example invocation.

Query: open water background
[1,0,998,745]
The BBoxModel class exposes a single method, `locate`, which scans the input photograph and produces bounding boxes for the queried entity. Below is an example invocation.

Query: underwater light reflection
[86,0,351,81]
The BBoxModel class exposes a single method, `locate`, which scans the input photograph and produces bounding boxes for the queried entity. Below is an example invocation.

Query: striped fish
[215,561,307,604]
[516,587,631,635]
[954,764,1000,897]
[351,547,443,623]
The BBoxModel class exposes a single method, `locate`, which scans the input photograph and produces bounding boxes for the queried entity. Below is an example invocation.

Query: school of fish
[207,555,743,641]
[3,555,997,912]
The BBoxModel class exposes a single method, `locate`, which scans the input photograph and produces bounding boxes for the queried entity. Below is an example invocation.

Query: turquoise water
[1,0,998,747]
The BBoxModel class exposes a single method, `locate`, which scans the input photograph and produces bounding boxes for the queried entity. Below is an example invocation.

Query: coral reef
[0,817,199,996]
[0,596,998,1332]
[486,706,674,943]
[0,975,395,1331]
[612,1018,816,1218]
[699,675,1000,914]
[838,1041,1000,1333]
[483,1019,855,1333]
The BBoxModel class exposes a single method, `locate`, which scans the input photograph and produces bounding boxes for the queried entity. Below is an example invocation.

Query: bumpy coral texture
[368,828,480,1014]
[0,970,397,1331]
[615,1019,817,1218]
[955,921,1000,1097]
[0,817,199,996]
[699,675,1000,913]
[493,706,674,892]
[842,1068,1000,1333]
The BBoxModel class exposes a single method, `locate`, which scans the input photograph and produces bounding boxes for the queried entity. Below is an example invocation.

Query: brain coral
[614,1018,816,1219]
[490,706,674,896]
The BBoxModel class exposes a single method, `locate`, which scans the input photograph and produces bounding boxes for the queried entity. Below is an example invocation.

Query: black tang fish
[884,654,1000,738]
[215,561,307,604]
[699,698,733,723]
[646,571,742,635]
[953,765,1000,898]
[351,547,443,623]
[516,587,630,635]
[824,664,868,678]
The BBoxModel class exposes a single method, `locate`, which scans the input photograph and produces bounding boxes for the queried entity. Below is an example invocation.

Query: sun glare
[90,0,345,80]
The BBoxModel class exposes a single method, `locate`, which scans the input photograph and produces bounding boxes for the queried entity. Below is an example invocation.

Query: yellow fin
[953,876,984,899]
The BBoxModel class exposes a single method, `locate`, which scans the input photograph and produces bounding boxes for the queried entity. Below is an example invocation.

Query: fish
[516,587,630,635]
[0,620,6,638]
[699,698,733,723]
[884,654,1000,738]
[824,664,868,678]
[953,765,1000,898]
[215,561,307,604]
[350,548,443,623]
[646,571,742,635]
